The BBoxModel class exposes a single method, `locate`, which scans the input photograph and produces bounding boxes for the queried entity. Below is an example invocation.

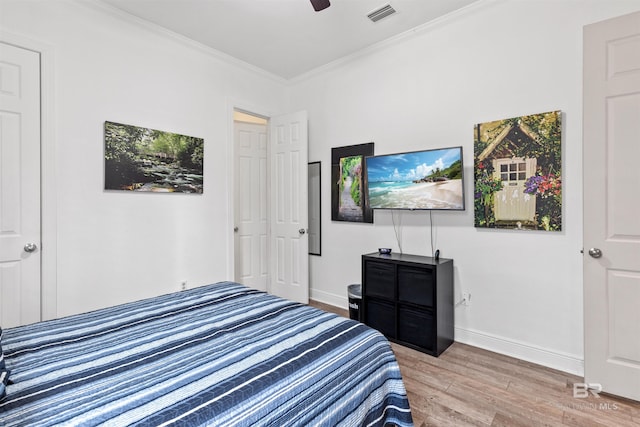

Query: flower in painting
[524,175,543,194]
[475,171,504,205]
[524,173,561,198]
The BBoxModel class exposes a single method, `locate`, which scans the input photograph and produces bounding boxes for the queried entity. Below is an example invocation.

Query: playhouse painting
[474,111,562,231]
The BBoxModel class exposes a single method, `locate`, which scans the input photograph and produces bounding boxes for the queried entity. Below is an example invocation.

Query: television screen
[365,147,465,210]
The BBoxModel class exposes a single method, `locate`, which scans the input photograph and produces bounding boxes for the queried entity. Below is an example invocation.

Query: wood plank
[422,399,493,426]
[446,380,565,425]
[491,411,565,427]
[405,378,497,425]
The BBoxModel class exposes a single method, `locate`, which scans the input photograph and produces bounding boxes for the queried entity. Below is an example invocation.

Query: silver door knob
[24,243,37,253]
[588,248,602,258]
[233,226,239,233]
[299,228,306,235]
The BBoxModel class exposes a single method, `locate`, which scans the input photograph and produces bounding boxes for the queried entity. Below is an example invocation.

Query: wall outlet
[181,280,187,291]
[461,292,471,306]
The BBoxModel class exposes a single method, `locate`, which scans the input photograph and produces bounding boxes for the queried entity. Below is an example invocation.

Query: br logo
[573,383,602,398]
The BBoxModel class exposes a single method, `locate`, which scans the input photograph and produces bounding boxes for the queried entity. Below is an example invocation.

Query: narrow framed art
[331,143,374,223]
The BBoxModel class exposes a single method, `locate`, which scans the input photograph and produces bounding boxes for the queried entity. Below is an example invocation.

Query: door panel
[583,10,640,401]
[234,121,268,291]
[0,42,41,327]
[606,93,640,240]
[270,111,309,303]
[607,270,640,362]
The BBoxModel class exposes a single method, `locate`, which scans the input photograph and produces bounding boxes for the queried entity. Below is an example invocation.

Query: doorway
[231,108,310,303]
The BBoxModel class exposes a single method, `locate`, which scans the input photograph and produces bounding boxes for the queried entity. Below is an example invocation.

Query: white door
[270,111,309,304]
[0,42,41,327]
[234,120,268,291]
[583,11,640,401]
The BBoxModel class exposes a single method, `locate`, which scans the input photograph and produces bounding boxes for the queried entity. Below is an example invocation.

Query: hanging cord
[392,211,403,254]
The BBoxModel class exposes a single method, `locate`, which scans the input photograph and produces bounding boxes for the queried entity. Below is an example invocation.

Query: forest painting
[331,143,374,223]
[104,121,204,193]
[474,111,562,231]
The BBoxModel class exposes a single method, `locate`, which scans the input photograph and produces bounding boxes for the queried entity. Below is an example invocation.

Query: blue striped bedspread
[1,282,413,426]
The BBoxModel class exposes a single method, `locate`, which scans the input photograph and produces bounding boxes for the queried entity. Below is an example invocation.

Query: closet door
[0,42,41,327]
[583,10,640,401]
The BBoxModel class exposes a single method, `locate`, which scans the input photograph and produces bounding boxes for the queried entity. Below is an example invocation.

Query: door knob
[299,228,306,235]
[24,243,38,253]
[588,248,602,258]
[233,226,239,233]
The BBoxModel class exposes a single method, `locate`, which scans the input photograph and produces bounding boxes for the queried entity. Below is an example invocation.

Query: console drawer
[364,261,395,299]
[398,266,434,307]
[365,299,395,339]
[398,306,433,351]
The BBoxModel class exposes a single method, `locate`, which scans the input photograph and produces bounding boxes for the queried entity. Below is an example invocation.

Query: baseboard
[455,326,584,376]
[310,288,347,309]
[309,288,585,376]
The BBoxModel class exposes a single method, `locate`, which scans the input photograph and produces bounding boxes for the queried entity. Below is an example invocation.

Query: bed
[0,281,413,426]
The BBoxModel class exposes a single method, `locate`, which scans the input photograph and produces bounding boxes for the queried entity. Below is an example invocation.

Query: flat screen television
[364,146,465,210]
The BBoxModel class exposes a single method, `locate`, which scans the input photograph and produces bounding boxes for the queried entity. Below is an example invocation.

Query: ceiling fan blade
[310,0,330,12]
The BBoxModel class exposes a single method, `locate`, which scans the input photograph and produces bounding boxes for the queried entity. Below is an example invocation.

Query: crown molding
[72,0,500,86]
[290,0,501,84]
[75,0,288,86]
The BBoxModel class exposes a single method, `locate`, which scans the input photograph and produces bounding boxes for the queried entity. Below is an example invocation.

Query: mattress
[1,281,413,426]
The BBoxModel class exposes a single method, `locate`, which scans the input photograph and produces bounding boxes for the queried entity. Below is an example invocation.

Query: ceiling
[99,0,481,80]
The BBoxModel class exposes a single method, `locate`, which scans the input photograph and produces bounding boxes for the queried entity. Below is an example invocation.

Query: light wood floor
[309,300,640,427]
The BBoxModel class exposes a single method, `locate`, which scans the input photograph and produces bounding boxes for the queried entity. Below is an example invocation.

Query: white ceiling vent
[367,4,396,23]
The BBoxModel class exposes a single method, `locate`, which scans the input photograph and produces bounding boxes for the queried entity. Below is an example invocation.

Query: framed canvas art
[331,143,374,223]
[104,121,204,193]
[474,111,562,231]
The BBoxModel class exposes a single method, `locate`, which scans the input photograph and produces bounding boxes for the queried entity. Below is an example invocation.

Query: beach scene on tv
[366,147,464,210]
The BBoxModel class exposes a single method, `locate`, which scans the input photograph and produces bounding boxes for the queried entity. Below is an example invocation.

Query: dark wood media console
[361,252,454,357]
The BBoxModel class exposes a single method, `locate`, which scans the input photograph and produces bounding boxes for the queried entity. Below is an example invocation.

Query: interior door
[269,111,309,304]
[583,10,640,401]
[0,42,42,327]
[234,120,268,291]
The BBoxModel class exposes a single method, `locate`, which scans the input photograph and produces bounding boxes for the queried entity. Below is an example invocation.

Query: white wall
[0,0,287,317]
[288,0,640,374]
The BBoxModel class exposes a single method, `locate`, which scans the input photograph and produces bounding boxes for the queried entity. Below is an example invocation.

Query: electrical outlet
[461,292,471,306]
[181,280,187,291]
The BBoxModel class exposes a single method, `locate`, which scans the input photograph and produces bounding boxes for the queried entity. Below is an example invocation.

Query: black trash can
[347,284,361,322]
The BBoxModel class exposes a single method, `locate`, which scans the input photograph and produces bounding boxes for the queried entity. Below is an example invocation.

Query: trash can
[347,284,361,322]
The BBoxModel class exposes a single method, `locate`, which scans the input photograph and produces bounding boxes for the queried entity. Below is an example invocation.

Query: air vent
[367,4,396,23]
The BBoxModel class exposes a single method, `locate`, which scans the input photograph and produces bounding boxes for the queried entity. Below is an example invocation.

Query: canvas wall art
[104,121,204,193]
[331,143,374,223]
[474,110,562,231]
